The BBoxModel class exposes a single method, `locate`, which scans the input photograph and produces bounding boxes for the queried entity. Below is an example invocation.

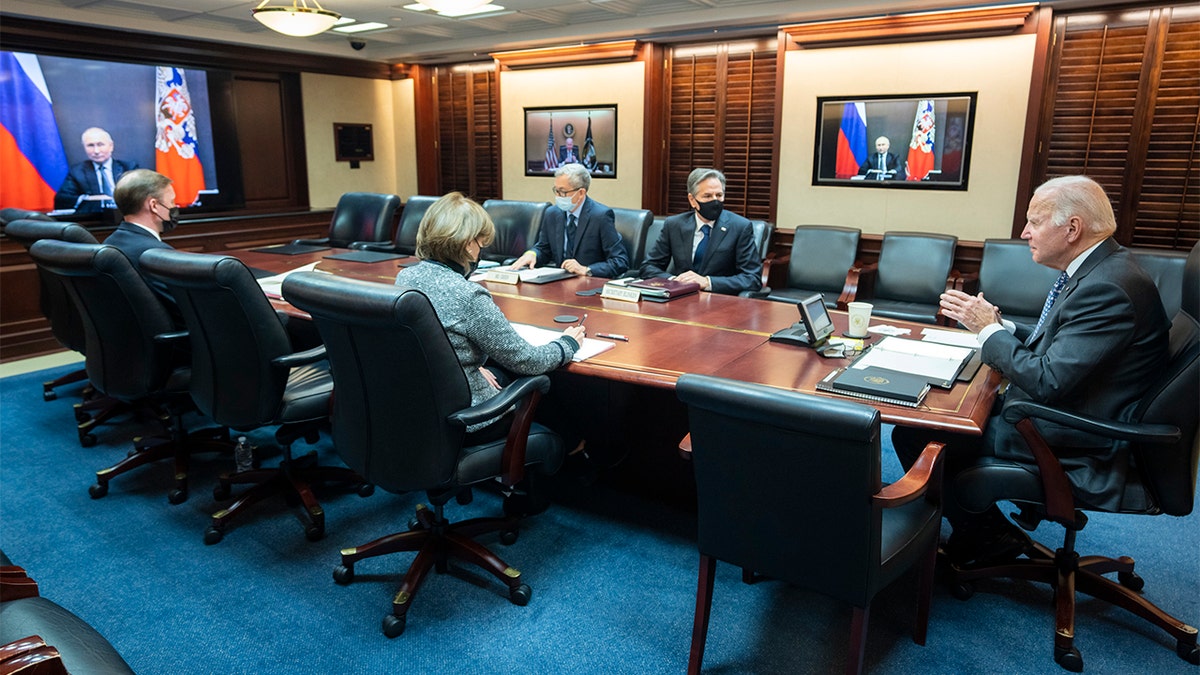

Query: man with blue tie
[892,175,1169,566]
[640,168,761,295]
[510,163,628,278]
[54,127,139,213]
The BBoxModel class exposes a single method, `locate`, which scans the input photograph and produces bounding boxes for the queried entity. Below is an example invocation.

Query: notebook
[816,366,931,407]
[628,278,701,301]
[323,250,409,264]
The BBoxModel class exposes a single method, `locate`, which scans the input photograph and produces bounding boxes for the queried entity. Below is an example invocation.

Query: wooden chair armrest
[875,441,945,508]
[0,636,66,675]
[1013,417,1078,525]
[837,262,871,310]
[678,433,692,459]
[760,251,779,290]
[956,271,980,295]
[0,567,39,601]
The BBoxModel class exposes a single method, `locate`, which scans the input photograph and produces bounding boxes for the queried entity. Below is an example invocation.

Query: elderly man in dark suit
[639,167,761,295]
[857,136,905,181]
[893,175,1170,565]
[510,162,628,278]
[54,127,139,213]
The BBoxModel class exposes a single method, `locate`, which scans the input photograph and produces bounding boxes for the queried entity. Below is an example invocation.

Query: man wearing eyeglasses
[510,163,628,278]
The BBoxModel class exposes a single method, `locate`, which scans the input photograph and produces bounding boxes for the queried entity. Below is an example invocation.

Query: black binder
[816,366,931,407]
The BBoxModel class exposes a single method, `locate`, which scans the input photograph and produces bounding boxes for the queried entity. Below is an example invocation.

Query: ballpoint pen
[595,333,629,342]
[576,313,588,327]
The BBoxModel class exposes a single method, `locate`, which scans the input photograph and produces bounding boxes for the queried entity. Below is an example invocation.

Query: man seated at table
[106,169,178,305]
[509,163,628,278]
[891,175,1169,566]
[639,168,761,295]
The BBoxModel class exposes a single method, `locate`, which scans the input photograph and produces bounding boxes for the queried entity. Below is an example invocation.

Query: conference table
[232,247,1000,437]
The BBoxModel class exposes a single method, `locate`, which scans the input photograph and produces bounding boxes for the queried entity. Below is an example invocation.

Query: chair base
[42,366,88,401]
[72,392,131,448]
[947,538,1200,671]
[90,424,230,504]
[205,449,368,545]
[333,502,528,638]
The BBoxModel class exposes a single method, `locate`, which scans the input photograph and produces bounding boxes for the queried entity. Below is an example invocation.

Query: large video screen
[524,105,617,178]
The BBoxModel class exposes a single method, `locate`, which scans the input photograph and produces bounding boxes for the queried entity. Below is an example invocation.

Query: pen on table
[576,313,588,327]
[595,333,629,342]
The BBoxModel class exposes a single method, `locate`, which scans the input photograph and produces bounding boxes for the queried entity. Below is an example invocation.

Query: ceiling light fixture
[252,0,341,37]
[418,1,490,13]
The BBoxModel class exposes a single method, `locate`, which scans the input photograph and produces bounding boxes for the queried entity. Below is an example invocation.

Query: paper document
[510,323,615,363]
[256,261,324,298]
[921,327,980,349]
[850,335,973,383]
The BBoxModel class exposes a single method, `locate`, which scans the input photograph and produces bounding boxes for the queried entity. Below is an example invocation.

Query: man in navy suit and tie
[510,163,628,278]
[104,169,179,313]
[54,127,139,213]
[892,175,1169,566]
[639,168,761,295]
[856,136,905,181]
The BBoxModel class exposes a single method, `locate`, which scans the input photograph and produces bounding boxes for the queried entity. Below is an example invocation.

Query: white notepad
[509,323,616,363]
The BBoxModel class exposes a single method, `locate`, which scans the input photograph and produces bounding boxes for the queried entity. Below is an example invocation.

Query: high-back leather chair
[612,206,653,270]
[480,199,549,263]
[350,195,437,255]
[140,249,365,544]
[960,238,1061,325]
[767,225,862,309]
[644,216,669,275]
[282,272,565,638]
[676,374,945,675]
[294,192,401,248]
[0,208,54,225]
[740,220,776,298]
[947,242,1200,671]
[858,232,958,324]
[1131,246,1189,318]
[28,240,227,503]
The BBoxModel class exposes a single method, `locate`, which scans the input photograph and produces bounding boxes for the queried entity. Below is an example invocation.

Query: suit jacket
[980,238,1170,509]
[531,197,628,278]
[857,152,905,180]
[55,159,139,213]
[103,222,178,317]
[639,209,761,295]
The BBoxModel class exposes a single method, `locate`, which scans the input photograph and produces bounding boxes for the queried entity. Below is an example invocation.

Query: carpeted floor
[1,364,1197,674]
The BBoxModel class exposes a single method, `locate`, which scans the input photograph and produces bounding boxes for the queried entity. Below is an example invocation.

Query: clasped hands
[940,289,1002,333]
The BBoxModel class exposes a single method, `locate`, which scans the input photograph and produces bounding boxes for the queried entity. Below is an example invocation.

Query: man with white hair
[55,127,139,213]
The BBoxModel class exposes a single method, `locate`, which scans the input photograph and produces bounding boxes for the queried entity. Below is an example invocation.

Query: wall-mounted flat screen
[524,105,616,178]
[812,93,976,190]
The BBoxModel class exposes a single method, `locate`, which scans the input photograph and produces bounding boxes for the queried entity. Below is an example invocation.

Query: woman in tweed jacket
[396,192,585,433]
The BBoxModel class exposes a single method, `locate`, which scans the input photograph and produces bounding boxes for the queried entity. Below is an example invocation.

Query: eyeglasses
[552,187,583,198]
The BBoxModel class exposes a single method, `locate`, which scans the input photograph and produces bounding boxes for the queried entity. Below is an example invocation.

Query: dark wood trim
[412,65,442,195]
[780,3,1038,49]
[770,30,790,224]
[641,43,669,214]
[1013,7,1057,236]
[1116,7,1170,243]
[491,41,641,70]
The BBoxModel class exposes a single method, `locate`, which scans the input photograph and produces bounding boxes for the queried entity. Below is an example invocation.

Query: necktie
[564,214,578,258]
[693,224,711,268]
[877,155,885,180]
[98,164,112,195]
[1029,271,1069,343]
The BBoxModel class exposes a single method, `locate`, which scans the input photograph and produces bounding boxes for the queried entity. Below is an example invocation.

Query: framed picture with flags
[812,92,976,190]
[523,105,617,178]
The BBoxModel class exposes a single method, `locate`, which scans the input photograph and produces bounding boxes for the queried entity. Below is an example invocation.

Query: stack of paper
[509,323,616,363]
[256,261,324,299]
[849,335,974,387]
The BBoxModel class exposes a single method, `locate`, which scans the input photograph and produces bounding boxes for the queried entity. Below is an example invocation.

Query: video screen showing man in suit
[892,175,1170,567]
[54,127,139,213]
[857,136,905,181]
[510,163,628,278]
[559,134,580,165]
[639,168,761,295]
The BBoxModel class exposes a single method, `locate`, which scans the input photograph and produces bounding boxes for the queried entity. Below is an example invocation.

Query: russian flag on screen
[835,102,866,179]
[155,66,205,206]
[0,51,68,212]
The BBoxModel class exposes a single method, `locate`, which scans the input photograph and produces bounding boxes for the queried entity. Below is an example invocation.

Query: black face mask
[695,198,723,222]
[156,205,180,233]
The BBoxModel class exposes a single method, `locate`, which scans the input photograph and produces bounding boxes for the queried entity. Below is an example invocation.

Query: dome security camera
[349,38,366,51]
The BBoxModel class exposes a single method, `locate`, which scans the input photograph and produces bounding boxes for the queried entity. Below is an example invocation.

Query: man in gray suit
[639,168,761,295]
[893,175,1169,565]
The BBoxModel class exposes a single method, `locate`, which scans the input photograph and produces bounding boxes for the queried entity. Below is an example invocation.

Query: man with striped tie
[54,127,139,213]
[893,175,1169,566]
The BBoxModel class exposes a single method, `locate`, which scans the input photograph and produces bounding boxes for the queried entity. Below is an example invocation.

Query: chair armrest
[0,566,40,601]
[0,636,65,675]
[758,251,778,290]
[348,240,399,252]
[1001,401,1181,444]
[956,271,980,295]
[292,237,331,247]
[271,345,327,369]
[448,375,550,427]
[876,441,945,508]
[152,330,189,344]
[837,263,871,310]
[449,375,552,487]
[677,433,692,459]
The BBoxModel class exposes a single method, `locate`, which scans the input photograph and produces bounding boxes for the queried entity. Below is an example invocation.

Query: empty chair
[959,238,1061,325]
[351,195,438,255]
[857,231,958,324]
[677,374,944,675]
[480,199,549,263]
[611,206,654,271]
[293,192,401,248]
[282,273,565,638]
[0,208,54,225]
[767,225,861,309]
[1131,246,1189,318]
[140,249,367,544]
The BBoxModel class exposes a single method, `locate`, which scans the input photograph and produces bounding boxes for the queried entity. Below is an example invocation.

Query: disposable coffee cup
[847,301,873,338]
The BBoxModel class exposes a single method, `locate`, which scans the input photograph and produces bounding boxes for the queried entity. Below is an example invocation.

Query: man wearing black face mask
[639,167,761,294]
[105,169,181,311]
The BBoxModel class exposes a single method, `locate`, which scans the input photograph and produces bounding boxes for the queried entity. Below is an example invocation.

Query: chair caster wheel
[333,565,354,585]
[382,614,406,638]
[357,483,375,498]
[45,390,57,402]
[950,582,974,600]
[1055,645,1083,672]
[500,529,518,546]
[213,483,231,501]
[305,523,325,542]
[1178,639,1200,664]
[509,583,532,606]
[80,434,97,448]
[204,527,224,545]
[168,488,188,505]
[1118,570,1144,592]
[74,409,89,422]
[88,482,108,499]
[408,517,422,531]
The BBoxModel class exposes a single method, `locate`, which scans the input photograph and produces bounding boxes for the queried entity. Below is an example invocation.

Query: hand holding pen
[563,313,586,342]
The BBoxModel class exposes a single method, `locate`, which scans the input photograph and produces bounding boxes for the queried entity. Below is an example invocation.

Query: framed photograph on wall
[812,92,977,190]
[524,105,617,178]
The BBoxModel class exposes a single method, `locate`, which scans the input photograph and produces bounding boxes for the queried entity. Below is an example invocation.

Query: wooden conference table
[232,248,1000,436]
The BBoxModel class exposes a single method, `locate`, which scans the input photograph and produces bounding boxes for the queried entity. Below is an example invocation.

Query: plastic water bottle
[234,436,254,473]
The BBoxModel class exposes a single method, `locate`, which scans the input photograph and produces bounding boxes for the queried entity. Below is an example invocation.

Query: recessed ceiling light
[334,21,389,33]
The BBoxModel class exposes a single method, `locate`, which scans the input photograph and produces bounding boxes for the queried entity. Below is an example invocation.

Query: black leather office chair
[612,206,653,271]
[0,208,54,225]
[29,240,229,503]
[1131,246,1189,318]
[282,273,565,638]
[350,195,437,255]
[480,199,549,263]
[643,216,670,275]
[738,220,776,298]
[293,192,401,248]
[767,225,862,309]
[676,374,945,675]
[140,249,367,544]
[958,238,1061,325]
[857,231,958,324]
[946,242,1200,671]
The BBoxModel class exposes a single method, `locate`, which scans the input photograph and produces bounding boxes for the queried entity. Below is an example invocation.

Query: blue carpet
[1,364,1197,674]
